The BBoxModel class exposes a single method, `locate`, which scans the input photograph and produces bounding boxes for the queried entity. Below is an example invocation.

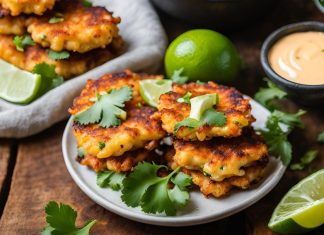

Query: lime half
[139,79,172,107]
[0,59,41,104]
[269,169,324,234]
[189,93,218,120]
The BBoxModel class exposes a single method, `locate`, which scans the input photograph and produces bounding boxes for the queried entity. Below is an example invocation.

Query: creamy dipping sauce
[268,31,324,85]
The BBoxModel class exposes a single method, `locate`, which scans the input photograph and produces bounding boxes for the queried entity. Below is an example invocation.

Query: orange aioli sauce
[268,32,324,85]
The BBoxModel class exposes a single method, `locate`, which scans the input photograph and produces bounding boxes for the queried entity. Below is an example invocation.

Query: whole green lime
[165,29,241,83]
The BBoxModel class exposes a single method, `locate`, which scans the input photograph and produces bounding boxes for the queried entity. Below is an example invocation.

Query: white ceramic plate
[62,98,286,226]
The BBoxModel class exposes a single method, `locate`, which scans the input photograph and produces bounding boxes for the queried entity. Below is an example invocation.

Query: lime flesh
[269,169,324,234]
[0,59,41,104]
[139,79,172,107]
[189,93,218,120]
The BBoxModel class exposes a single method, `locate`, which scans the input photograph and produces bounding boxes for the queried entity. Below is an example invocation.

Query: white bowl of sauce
[261,21,324,103]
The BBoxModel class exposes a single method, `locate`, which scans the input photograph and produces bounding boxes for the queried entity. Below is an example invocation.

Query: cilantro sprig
[97,170,125,191]
[254,79,287,110]
[48,50,70,60]
[121,162,192,216]
[74,86,133,128]
[13,35,35,52]
[82,0,93,7]
[49,16,64,24]
[42,201,96,235]
[174,108,227,134]
[171,68,188,85]
[290,150,318,171]
[317,131,324,143]
[177,92,192,103]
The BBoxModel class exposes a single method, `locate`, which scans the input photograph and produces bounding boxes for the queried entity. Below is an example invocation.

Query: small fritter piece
[171,128,268,181]
[27,0,121,53]
[79,149,159,173]
[0,35,115,79]
[69,71,166,159]
[0,0,55,16]
[156,82,255,141]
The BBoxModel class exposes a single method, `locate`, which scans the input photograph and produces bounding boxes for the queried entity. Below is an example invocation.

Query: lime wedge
[139,79,172,107]
[189,93,218,120]
[268,169,324,234]
[0,59,41,104]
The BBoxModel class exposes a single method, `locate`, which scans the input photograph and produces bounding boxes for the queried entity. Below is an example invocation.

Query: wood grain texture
[0,122,244,235]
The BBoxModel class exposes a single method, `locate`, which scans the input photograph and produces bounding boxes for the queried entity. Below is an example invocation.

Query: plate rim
[62,98,286,226]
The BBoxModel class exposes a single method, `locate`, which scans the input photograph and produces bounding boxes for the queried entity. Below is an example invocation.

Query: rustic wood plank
[0,139,11,195]
[0,121,245,235]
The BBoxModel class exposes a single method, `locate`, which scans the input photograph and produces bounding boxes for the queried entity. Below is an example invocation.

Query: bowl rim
[260,21,324,90]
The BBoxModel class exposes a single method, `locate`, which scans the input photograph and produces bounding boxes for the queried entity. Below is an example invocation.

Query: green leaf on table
[290,150,318,171]
[13,35,35,52]
[171,68,188,85]
[317,131,324,144]
[42,201,97,235]
[177,92,192,104]
[48,50,70,60]
[121,162,192,215]
[74,86,133,128]
[270,109,306,130]
[97,170,125,191]
[254,79,287,110]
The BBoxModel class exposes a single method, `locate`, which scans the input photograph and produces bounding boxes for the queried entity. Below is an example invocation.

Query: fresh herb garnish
[40,34,47,40]
[77,147,87,160]
[74,86,133,128]
[49,16,64,24]
[317,131,324,143]
[174,108,226,134]
[177,92,192,103]
[48,50,70,60]
[171,68,188,85]
[82,0,93,7]
[121,162,191,215]
[260,110,305,166]
[196,80,206,85]
[13,35,35,52]
[320,0,324,7]
[98,142,105,150]
[290,150,318,171]
[41,201,97,235]
[32,63,64,95]
[254,79,287,110]
[97,170,125,191]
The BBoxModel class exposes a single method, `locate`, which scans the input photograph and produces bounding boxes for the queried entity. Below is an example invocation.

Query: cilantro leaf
[49,17,64,24]
[290,150,318,171]
[270,109,306,130]
[121,162,192,215]
[82,0,93,7]
[254,79,287,110]
[174,109,227,134]
[171,68,188,85]
[97,170,125,191]
[48,50,70,60]
[77,147,87,160]
[13,35,35,52]
[320,0,324,7]
[200,108,227,126]
[74,86,133,128]
[177,92,192,103]
[32,63,64,95]
[42,201,97,235]
[317,131,324,143]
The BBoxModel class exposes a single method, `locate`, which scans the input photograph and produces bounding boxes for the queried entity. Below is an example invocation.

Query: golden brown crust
[0,34,116,79]
[172,128,268,181]
[0,15,27,35]
[70,71,166,159]
[0,0,55,16]
[156,82,255,141]
[27,0,121,53]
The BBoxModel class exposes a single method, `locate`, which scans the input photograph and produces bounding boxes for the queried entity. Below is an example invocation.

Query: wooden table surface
[0,1,323,234]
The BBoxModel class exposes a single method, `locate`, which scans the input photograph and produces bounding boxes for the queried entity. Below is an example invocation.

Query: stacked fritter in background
[0,0,122,79]
[70,71,269,198]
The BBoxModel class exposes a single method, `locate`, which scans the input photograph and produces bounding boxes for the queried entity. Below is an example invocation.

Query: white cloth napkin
[0,0,167,138]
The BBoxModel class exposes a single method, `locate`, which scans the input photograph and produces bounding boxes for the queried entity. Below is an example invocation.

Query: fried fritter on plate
[170,128,268,181]
[79,149,161,173]
[27,0,121,53]
[0,34,116,79]
[0,0,55,16]
[0,14,28,35]
[69,71,166,159]
[156,82,255,141]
